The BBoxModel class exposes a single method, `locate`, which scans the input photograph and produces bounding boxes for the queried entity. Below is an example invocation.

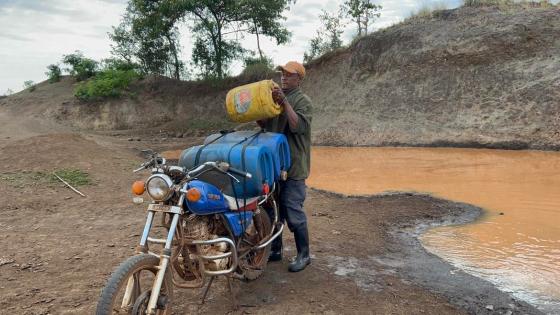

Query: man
[258,61,312,272]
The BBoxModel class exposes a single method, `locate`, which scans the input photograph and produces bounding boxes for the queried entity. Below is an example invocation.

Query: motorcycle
[95,149,284,315]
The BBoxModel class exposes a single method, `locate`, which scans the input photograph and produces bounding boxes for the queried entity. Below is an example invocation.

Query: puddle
[308,146,560,312]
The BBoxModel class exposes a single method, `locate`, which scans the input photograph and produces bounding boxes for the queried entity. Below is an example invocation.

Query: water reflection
[307,146,560,312]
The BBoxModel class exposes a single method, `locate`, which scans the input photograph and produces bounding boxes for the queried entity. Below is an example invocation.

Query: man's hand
[272,87,286,106]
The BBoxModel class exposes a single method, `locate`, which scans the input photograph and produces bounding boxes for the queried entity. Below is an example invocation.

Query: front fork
[146,213,179,313]
[133,205,181,315]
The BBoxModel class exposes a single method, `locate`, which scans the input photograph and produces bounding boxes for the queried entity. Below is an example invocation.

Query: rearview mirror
[141,149,154,159]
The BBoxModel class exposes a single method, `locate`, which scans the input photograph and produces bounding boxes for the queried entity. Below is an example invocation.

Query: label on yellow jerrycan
[225,80,283,123]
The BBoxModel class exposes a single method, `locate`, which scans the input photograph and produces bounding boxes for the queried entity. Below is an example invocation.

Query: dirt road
[0,110,542,314]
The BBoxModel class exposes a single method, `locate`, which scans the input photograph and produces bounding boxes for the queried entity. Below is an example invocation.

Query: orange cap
[276,61,306,78]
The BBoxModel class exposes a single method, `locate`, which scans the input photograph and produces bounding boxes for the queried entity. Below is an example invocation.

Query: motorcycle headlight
[146,174,173,201]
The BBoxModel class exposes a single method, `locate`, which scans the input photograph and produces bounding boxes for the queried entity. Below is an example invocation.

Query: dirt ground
[0,111,542,315]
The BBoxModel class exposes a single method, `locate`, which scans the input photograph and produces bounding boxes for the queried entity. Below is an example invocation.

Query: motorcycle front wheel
[96,254,173,315]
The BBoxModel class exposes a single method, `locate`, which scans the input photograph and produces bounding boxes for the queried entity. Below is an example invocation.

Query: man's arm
[283,101,299,130]
[272,87,302,131]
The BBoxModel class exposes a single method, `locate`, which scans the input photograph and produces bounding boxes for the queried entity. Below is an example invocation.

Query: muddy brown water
[307,146,560,312]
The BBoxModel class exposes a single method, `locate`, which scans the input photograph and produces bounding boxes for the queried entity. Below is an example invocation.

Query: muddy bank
[309,189,543,314]
[383,198,543,314]
[313,139,560,152]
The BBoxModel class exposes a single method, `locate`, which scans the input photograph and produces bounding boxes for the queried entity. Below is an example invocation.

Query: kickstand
[201,276,215,305]
[201,275,238,311]
[226,276,239,311]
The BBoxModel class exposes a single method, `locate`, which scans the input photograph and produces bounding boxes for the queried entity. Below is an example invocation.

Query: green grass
[0,171,51,188]
[0,168,92,188]
[52,169,92,186]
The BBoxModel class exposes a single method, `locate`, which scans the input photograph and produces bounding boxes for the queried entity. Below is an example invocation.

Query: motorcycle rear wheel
[96,254,173,315]
[239,208,272,280]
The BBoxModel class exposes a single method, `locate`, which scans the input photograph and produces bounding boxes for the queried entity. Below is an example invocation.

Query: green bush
[74,69,140,101]
[23,80,36,92]
[241,56,275,78]
[45,64,62,83]
[101,58,141,72]
[62,51,98,81]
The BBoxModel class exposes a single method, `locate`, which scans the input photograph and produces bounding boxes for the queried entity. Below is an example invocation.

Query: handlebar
[228,166,252,179]
[188,162,252,179]
[133,156,166,173]
[133,158,252,180]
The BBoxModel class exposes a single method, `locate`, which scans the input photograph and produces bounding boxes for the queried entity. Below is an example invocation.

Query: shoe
[268,231,283,262]
[288,225,310,272]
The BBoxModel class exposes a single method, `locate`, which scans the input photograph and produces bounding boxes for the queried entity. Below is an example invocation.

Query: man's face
[280,70,301,89]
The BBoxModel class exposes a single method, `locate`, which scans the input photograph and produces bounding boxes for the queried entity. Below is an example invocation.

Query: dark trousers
[278,179,308,232]
[267,179,309,254]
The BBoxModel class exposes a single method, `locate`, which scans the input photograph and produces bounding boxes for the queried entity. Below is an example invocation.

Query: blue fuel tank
[204,131,291,180]
[184,180,229,215]
[179,143,274,198]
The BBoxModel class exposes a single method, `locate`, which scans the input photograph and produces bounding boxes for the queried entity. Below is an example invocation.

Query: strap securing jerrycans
[225,80,283,123]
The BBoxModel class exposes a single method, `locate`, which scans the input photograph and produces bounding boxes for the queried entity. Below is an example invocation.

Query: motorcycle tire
[96,254,173,315]
[239,208,272,281]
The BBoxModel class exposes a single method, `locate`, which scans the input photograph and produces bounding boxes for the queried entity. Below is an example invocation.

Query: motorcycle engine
[184,215,229,271]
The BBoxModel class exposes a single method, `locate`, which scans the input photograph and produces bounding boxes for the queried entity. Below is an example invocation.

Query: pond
[307,146,560,312]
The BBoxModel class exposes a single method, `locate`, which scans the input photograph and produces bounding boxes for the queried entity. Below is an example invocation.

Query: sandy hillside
[2,5,558,150]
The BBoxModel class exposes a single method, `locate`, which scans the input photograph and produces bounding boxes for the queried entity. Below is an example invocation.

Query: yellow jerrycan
[225,80,283,123]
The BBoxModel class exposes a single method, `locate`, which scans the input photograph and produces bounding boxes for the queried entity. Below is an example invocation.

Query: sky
[0,0,471,94]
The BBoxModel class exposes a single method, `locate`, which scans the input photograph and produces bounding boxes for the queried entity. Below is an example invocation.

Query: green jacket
[264,88,313,180]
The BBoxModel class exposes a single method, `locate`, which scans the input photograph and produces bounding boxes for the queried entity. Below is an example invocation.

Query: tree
[182,0,295,78]
[109,21,136,64]
[110,0,293,80]
[184,0,245,79]
[303,34,325,63]
[342,0,381,37]
[101,58,140,72]
[303,9,347,63]
[321,9,346,50]
[243,0,293,60]
[241,55,274,77]
[62,51,99,81]
[109,0,184,79]
[45,64,62,83]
